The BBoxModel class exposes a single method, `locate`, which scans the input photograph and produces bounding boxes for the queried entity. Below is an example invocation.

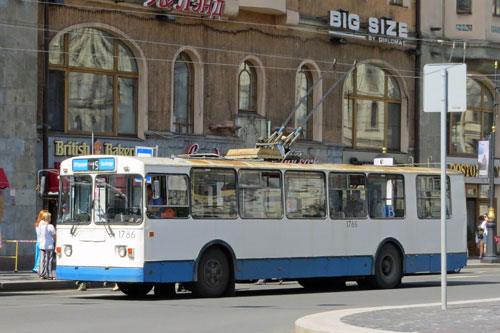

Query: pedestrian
[39,212,56,280]
[477,215,487,259]
[33,209,47,273]
[482,214,489,257]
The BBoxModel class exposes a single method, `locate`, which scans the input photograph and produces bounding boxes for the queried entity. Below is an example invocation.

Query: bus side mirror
[153,180,160,200]
[38,175,46,198]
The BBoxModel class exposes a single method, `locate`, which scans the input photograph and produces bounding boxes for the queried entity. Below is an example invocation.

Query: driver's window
[146,174,190,219]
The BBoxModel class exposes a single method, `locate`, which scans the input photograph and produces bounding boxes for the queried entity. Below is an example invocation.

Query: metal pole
[441,68,448,310]
[482,61,500,263]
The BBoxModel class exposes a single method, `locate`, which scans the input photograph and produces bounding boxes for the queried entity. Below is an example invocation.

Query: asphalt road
[1,266,500,333]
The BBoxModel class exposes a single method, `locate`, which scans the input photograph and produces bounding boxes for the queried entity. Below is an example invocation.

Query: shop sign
[54,140,135,157]
[143,0,225,19]
[329,10,407,46]
[447,163,500,178]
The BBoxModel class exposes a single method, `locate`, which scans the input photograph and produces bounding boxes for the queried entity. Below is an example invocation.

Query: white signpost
[423,63,467,310]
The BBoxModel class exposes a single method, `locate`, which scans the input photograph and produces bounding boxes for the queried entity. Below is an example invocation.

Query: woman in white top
[39,212,56,280]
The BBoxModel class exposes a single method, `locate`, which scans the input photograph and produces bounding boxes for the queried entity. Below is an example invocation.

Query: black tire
[154,283,176,298]
[117,282,153,297]
[372,244,402,289]
[193,248,231,298]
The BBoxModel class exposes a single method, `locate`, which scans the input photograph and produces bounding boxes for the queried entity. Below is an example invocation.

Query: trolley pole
[482,61,500,263]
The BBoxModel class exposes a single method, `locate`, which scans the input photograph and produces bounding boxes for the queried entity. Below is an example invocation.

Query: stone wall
[0,0,38,270]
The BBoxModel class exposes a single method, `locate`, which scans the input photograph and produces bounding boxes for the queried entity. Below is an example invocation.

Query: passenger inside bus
[344,190,366,218]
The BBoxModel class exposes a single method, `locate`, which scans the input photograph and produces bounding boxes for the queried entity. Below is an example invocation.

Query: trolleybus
[54,151,467,297]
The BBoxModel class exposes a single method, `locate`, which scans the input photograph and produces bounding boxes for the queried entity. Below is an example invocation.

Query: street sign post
[135,146,158,157]
[423,63,467,310]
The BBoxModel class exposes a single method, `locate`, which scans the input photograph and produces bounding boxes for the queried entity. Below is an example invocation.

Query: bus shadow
[70,279,500,301]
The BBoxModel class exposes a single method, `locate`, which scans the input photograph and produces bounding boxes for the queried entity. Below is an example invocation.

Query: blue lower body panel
[56,252,467,283]
[405,252,467,274]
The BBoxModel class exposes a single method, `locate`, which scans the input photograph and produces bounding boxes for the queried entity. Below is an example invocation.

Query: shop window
[449,78,493,155]
[343,64,402,151]
[173,53,194,134]
[238,61,257,112]
[495,0,500,16]
[295,66,313,140]
[48,28,138,136]
[457,0,471,14]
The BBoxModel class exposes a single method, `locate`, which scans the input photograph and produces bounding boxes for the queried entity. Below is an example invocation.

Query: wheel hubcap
[382,256,394,276]
[204,259,222,286]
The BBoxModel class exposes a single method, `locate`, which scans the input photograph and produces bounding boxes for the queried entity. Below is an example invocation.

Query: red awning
[0,168,9,189]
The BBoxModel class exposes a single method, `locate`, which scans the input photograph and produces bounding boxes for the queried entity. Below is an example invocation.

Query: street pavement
[1,258,500,333]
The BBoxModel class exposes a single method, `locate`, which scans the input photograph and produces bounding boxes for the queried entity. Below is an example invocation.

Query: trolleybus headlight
[117,245,127,257]
[64,245,72,257]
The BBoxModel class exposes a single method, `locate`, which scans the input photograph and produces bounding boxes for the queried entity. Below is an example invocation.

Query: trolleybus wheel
[154,283,176,298]
[372,244,402,289]
[117,282,153,297]
[193,248,230,298]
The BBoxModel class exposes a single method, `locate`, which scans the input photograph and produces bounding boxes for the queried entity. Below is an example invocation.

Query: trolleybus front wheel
[372,244,402,289]
[117,282,153,297]
[193,248,230,298]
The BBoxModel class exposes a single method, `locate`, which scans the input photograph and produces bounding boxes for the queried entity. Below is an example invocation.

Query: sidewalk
[295,258,500,333]
[296,298,500,333]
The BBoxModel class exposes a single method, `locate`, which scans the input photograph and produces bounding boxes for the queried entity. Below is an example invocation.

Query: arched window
[343,64,402,150]
[238,61,257,112]
[48,28,138,136]
[449,78,493,155]
[295,66,313,140]
[173,53,194,134]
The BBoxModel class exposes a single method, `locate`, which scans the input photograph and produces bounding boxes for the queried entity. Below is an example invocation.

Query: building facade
[418,0,500,255]
[0,0,420,269]
[0,0,38,270]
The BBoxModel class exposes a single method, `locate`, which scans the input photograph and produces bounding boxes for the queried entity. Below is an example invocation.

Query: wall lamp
[331,37,348,45]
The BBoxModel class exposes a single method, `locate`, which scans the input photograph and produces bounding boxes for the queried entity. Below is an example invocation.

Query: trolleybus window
[94,175,143,224]
[416,175,451,219]
[285,171,326,218]
[367,174,405,218]
[238,170,282,219]
[146,174,189,218]
[329,173,367,219]
[191,168,237,218]
[59,175,92,224]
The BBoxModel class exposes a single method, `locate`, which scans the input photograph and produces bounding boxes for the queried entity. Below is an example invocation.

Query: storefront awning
[0,168,9,189]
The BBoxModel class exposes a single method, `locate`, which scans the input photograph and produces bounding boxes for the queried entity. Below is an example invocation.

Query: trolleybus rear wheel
[117,282,153,297]
[193,248,230,298]
[372,244,402,289]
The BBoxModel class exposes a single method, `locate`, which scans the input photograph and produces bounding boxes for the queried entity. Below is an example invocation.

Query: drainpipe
[414,0,422,164]
[42,0,50,209]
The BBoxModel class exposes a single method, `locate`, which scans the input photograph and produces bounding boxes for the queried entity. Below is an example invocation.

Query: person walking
[33,209,47,273]
[477,215,487,259]
[39,212,56,280]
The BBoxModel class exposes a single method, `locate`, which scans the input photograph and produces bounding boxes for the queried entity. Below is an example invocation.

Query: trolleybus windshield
[59,175,92,224]
[94,174,143,224]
